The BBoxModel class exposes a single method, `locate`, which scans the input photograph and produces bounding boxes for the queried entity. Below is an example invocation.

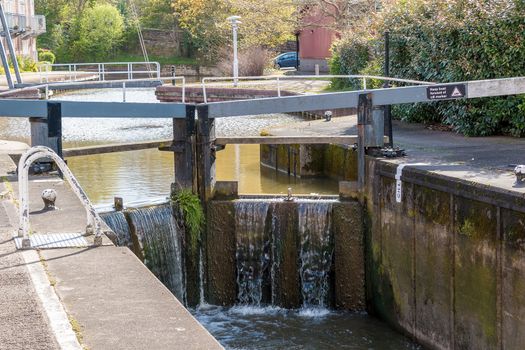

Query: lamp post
[227,16,241,87]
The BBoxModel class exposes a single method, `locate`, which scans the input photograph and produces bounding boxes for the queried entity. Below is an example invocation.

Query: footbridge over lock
[2,76,525,350]
[2,76,524,201]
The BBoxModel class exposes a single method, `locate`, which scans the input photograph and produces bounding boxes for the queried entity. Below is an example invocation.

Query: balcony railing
[3,13,46,37]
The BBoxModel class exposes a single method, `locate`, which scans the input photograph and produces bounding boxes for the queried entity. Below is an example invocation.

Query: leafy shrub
[38,49,56,64]
[330,0,525,137]
[17,56,38,72]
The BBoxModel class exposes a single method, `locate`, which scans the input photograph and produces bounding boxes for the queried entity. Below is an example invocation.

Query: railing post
[122,82,126,102]
[196,104,215,202]
[384,31,393,147]
[182,77,186,103]
[128,63,132,80]
[101,64,105,81]
[202,80,208,103]
[357,93,371,194]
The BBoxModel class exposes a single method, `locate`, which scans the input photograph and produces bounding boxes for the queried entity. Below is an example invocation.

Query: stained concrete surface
[269,116,525,194]
[0,179,60,350]
[41,247,223,350]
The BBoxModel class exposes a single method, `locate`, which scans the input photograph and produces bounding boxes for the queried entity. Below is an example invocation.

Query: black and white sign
[427,84,466,100]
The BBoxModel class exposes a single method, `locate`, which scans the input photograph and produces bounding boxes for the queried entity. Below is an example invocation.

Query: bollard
[171,65,176,86]
[114,197,124,211]
[42,189,58,210]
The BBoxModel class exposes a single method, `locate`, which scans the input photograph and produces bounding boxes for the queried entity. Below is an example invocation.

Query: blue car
[274,52,298,69]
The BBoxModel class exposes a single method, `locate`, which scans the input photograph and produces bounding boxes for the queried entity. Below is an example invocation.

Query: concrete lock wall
[260,144,358,180]
[365,159,525,350]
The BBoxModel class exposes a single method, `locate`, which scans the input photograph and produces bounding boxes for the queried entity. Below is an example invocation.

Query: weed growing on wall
[172,189,205,252]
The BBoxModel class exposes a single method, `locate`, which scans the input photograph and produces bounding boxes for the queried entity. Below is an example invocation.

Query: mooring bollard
[114,197,124,211]
[42,189,58,210]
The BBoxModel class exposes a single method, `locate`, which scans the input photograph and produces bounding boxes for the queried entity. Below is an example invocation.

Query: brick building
[1,0,46,60]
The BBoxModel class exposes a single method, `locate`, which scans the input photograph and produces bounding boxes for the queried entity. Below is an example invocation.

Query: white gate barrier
[17,146,103,248]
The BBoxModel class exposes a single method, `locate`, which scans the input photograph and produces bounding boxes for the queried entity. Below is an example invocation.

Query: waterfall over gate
[101,211,132,249]
[126,204,185,301]
[234,201,271,305]
[297,202,333,308]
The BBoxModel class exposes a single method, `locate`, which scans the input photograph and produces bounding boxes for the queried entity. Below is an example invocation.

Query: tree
[296,0,380,32]
[72,4,125,62]
[172,0,296,62]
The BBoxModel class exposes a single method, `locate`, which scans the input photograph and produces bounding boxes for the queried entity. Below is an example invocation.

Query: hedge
[330,0,525,137]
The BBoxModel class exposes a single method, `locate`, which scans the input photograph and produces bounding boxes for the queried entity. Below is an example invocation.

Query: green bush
[329,31,374,90]
[20,56,37,72]
[38,49,56,64]
[71,4,124,62]
[330,0,525,137]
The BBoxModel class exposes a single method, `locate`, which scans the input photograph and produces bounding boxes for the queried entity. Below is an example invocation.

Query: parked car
[274,52,298,69]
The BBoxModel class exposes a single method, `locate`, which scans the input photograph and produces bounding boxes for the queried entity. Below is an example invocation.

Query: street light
[227,15,241,87]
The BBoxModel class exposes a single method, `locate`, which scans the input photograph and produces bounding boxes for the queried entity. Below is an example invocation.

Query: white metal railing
[32,76,186,103]
[17,146,104,248]
[201,75,435,103]
[38,61,161,83]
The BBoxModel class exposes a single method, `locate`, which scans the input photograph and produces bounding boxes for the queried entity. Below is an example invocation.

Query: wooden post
[29,102,63,158]
[357,93,371,193]
[196,105,216,203]
[171,105,196,192]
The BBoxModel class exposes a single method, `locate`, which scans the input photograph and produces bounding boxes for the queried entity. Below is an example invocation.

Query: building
[297,8,336,73]
[1,0,46,60]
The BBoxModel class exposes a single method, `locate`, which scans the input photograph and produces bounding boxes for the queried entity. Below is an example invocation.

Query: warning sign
[427,84,466,100]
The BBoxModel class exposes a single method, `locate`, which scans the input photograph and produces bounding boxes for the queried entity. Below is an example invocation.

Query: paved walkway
[0,155,60,350]
[0,147,223,350]
[269,116,525,194]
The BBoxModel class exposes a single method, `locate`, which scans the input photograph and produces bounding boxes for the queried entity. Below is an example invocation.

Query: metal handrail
[201,74,435,103]
[17,146,104,248]
[39,62,161,83]
[29,76,186,103]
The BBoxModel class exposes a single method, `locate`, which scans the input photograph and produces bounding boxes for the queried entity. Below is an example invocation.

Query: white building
[1,0,45,60]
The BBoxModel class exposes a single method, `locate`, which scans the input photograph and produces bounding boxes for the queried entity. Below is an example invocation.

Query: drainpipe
[0,4,22,86]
